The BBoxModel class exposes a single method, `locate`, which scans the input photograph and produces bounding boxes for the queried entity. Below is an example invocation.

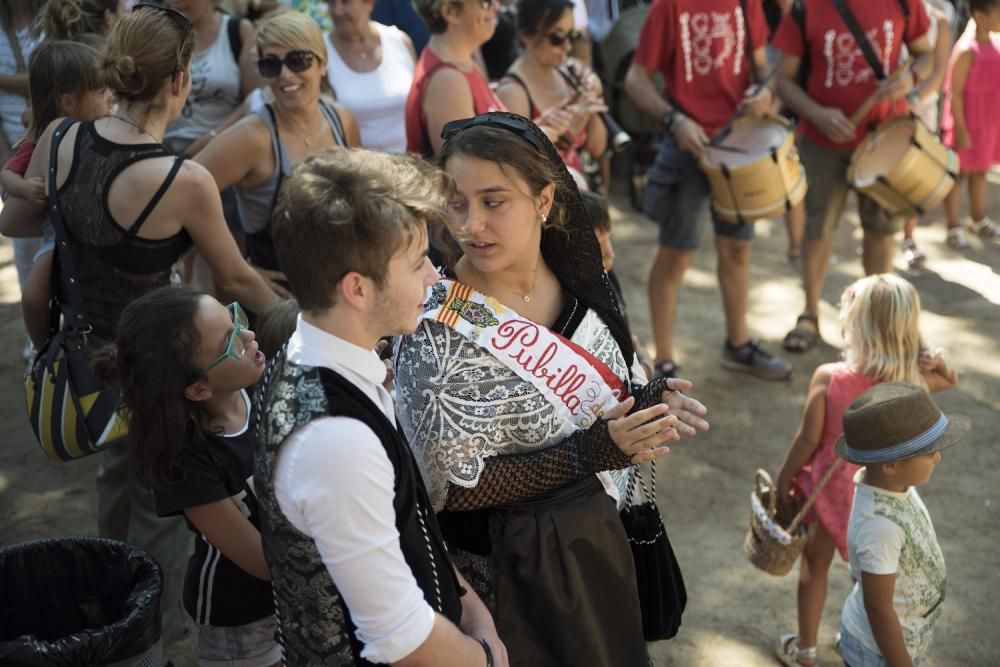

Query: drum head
[702,119,789,168]
[852,121,915,186]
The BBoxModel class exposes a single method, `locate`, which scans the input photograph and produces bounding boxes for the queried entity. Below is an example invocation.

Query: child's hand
[775,466,795,500]
[954,127,972,151]
[21,176,46,204]
[919,346,958,389]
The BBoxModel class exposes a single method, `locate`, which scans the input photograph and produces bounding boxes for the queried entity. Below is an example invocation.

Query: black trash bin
[0,537,163,666]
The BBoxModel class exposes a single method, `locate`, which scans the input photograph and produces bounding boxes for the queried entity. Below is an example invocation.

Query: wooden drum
[847,115,959,217]
[700,116,807,223]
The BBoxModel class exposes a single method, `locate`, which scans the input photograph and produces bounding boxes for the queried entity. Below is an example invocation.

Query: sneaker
[652,360,679,380]
[946,227,971,249]
[721,339,792,381]
[967,216,1000,239]
[902,239,925,269]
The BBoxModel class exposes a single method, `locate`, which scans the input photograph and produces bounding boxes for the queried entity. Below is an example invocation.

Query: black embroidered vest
[254,350,463,666]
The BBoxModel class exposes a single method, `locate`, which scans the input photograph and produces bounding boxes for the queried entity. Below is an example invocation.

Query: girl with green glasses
[94,285,280,666]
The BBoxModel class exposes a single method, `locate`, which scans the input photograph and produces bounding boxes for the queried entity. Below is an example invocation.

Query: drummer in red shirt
[772,0,932,352]
[625,0,793,382]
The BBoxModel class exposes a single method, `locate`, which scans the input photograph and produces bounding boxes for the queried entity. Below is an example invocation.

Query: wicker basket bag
[744,464,839,576]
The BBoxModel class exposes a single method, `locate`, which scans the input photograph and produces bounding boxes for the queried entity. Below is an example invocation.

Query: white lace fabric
[395,308,632,511]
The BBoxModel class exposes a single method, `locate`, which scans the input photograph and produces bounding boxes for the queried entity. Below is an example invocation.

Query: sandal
[967,216,1000,239]
[902,239,925,269]
[775,633,818,667]
[946,227,971,250]
[783,313,820,353]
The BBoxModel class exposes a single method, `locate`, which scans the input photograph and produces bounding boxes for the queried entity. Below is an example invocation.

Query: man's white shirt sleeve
[274,415,435,664]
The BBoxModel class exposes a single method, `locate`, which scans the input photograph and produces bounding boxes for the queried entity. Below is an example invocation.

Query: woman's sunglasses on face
[199,302,250,373]
[547,30,582,47]
[257,50,317,78]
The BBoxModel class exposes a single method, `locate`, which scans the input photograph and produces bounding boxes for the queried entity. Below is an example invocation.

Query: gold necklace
[472,263,538,303]
[112,114,162,143]
[283,113,323,147]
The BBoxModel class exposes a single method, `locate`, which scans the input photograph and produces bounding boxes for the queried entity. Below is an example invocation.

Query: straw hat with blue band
[835,382,970,465]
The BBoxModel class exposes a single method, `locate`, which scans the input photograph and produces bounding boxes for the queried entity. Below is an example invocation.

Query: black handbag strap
[47,118,93,333]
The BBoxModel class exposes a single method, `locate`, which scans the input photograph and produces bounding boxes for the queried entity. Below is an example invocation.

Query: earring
[541,214,547,224]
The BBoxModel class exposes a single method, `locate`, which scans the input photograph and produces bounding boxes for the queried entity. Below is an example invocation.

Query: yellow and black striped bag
[24,329,127,461]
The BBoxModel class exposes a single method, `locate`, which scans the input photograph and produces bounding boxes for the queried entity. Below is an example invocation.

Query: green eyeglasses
[200,302,249,373]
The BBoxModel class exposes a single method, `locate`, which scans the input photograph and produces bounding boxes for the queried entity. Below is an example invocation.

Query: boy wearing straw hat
[836,383,969,667]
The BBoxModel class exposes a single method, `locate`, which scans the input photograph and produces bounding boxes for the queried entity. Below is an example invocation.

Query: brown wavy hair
[272,149,451,312]
[34,0,118,41]
[92,285,214,490]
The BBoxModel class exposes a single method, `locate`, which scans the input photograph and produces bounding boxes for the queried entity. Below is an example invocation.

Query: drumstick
[707,144,750,154]
[849,61,914,126]
[710,65,781,146]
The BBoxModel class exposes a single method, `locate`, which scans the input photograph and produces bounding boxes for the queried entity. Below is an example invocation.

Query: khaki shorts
[799,135,903,240]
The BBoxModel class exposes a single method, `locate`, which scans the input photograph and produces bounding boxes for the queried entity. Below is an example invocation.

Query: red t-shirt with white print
[632,0,770,136]
[772,0,929,149]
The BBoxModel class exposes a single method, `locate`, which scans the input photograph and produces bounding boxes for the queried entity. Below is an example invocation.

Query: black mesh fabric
[445,377,673,511]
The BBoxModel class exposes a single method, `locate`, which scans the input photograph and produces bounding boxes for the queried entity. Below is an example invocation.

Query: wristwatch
[660,108,683,133]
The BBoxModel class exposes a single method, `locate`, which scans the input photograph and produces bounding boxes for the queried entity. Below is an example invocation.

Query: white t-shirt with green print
[841,469,946,661]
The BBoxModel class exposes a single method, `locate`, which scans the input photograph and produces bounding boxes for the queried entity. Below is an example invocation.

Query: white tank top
[164,13,242,153]
[325,22,414,153]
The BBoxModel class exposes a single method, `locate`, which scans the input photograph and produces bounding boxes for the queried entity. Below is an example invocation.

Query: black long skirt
[489,476,648,667]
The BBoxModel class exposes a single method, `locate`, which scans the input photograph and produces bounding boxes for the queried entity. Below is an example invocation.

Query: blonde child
[93,286,280,666]
[0,39,113,349]
[941,0,1000,248]
[836,383,968,667]
[773,274,957,666]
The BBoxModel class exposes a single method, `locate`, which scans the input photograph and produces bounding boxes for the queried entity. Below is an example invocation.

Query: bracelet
[479,639,494,667]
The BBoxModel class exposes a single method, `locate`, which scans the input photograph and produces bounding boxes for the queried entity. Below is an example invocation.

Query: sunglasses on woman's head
[199,302,249,373]
[447,0,494,11]
[257,50,317,78]
[547,30,582,47]
[132,3,192,33]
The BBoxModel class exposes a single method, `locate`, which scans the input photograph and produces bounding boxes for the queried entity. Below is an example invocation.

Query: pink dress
[792,363,878,561]
[941,32,1000,172]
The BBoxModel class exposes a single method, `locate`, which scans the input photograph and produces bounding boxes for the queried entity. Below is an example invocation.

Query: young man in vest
[771,0,932,352]
[254,150,507,667]
[625,0,793,382]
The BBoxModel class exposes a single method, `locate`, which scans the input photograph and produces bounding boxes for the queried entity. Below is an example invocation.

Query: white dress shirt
[274,317,435,664]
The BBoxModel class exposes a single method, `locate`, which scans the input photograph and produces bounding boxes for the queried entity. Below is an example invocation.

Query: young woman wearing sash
[394,112,710,666]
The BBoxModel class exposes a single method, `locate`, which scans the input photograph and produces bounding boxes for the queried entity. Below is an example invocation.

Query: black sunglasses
[441,113,548,154]
[132,3,192,32]
[131,4,192,72]
[257,50,317,78]
[547,30,582,47]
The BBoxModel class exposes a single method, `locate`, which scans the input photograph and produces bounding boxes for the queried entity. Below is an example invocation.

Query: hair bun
[104,54,147,97]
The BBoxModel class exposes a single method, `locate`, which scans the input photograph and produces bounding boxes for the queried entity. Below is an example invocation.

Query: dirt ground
[0,180,997,666]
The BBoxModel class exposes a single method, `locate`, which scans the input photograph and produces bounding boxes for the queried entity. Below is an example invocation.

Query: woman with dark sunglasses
[406,0,506,157]
[495,0,607,188]
[195,10,359,288]
[93,286,281,667]
[0,4,283,649]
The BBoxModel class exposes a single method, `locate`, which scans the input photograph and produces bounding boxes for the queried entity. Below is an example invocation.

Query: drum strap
[832,0,911,81]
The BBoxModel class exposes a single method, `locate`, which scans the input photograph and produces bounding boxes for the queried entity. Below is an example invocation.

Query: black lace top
[54,121,192,340]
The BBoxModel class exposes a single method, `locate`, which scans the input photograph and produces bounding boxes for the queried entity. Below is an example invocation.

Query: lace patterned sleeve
[444,377,672,511]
